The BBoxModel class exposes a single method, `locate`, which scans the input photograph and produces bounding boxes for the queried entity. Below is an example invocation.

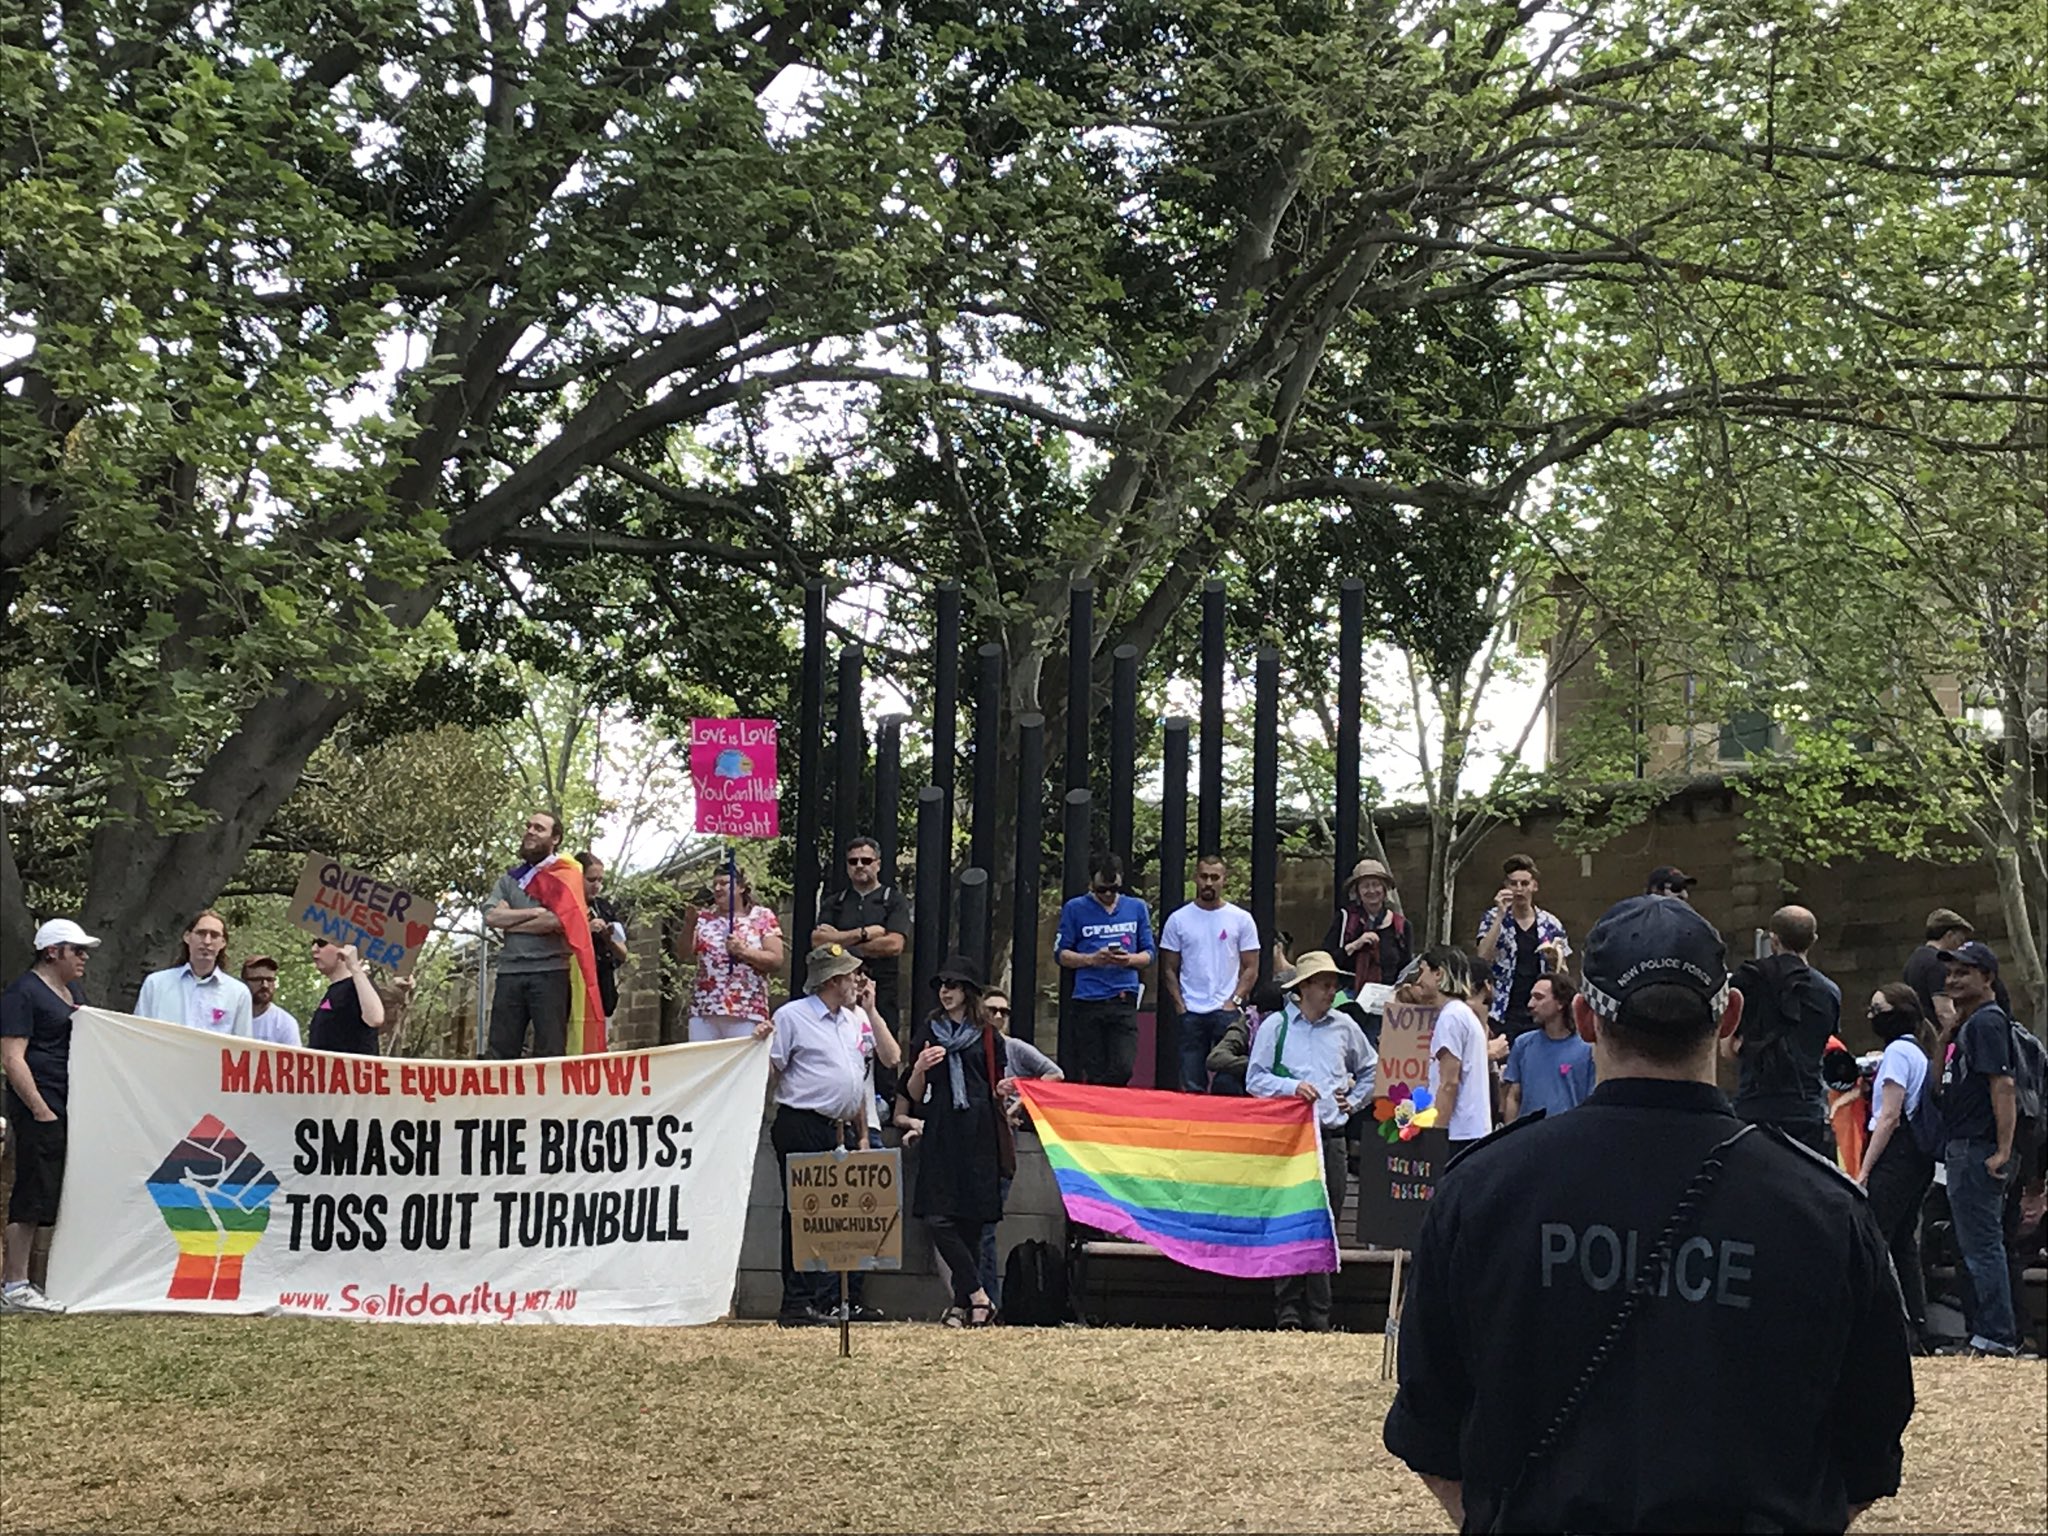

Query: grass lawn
[1,1317,2041,1532]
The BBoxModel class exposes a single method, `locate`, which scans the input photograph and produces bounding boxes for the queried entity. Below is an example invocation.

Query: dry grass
[0,1318,2040,1533]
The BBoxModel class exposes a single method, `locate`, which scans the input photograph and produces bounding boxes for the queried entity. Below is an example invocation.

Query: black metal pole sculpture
[1158,716,1190,1092]
[831,644,865,892]
[933,583,962,956]
[874,713,905,891]
[957,867,990,980]
[1057,787,1092,1075]
[792,581,826,989]
[913,786,945,1019]
[971,642,1003,909]
[1336,577,1364,914]
[1011,713,1046,1044]
[1110,643,1138,874]
[1066,581,1093,794]
[1198,578,1225,854]
[1251,647,1279,985]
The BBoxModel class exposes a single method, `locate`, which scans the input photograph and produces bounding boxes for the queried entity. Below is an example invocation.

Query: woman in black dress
[905,955,1014,1326]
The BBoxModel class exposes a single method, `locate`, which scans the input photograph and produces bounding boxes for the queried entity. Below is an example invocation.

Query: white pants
[688,1015,759,1043]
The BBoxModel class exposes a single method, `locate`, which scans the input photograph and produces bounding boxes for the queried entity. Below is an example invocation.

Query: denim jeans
[1945,1138,2018,1352]
[1179,1008,1239,1093]
[978,1173,1013,1305]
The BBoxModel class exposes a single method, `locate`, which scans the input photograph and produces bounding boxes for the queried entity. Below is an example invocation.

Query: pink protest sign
[690,719,780,837]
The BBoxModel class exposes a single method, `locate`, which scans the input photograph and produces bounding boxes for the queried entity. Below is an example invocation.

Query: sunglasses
[1091,883,1121,895]
[847,855,878,865]
[986,1005,1011,1015]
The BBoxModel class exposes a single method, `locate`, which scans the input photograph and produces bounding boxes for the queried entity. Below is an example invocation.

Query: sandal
[941,1306,969,1329]
[969,1300,997,1327]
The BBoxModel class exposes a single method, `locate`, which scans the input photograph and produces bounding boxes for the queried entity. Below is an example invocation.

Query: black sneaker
[845,1303,888,1323]
[776,1307,828,1328]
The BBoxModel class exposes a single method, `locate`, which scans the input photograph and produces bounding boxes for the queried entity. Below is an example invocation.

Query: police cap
[1578,895,1730,1021]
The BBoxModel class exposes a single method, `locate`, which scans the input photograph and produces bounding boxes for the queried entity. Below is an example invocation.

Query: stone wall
[600,778,2031,1059]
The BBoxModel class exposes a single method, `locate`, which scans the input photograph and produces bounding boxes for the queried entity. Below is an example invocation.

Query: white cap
[33,918,101,952]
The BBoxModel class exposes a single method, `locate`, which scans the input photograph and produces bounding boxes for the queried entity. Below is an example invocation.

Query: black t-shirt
[1940,1002,2015,1144]
[1383,1078,1912,1532]
[0,971,83,1118]
[589,894,623,1016]
[1503,918,1542,1032]
[1904,943,2014,1020]
[818,883,913,1024]
[1730,953,1839,1124]
[309,979,379,1056]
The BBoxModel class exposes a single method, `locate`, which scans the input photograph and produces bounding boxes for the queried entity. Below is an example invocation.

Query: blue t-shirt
[1502,1028,1596,1120]
[1055,893,1155,1001]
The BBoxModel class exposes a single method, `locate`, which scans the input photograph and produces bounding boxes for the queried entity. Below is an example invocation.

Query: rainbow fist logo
[145,1116,279,1301]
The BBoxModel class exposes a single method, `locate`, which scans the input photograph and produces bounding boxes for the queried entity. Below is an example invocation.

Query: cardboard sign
[1376,998,1441,1105]
[690,718,780,838]
[1354,1126,1447,1251]
[288,854,437,977]
[786,1148,903,1272]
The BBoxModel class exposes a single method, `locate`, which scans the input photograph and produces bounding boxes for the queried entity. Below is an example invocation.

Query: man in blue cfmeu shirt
[1054,852,1155,1086]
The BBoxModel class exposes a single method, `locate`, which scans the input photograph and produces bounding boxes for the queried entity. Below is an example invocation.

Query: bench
[1071,1230,1407,1331]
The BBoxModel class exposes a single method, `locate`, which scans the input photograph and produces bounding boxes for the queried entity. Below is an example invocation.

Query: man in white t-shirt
[239,956,302,1047]
[1160,853,1262,1093]
[1415,947,1493,1145]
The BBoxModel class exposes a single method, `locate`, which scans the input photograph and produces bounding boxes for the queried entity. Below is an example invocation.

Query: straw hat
[1286,950,1343,989]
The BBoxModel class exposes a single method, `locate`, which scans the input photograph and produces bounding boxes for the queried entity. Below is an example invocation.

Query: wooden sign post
[786,1145,903,1358]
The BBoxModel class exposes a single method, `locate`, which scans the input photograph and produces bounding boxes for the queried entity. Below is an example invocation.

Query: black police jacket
[1383,1077,1912,1533]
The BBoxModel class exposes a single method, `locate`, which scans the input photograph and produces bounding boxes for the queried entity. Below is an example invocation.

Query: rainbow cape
[1016,1081,1338,1279]
[511,852,606,1054]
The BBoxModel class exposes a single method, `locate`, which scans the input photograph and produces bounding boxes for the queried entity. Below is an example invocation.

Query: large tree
[8,0,2035,1003]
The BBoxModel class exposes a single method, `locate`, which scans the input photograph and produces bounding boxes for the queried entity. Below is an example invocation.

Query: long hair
[1872,982,1935,1056]
[177,908,230,966]
[1419,943,1474,1001]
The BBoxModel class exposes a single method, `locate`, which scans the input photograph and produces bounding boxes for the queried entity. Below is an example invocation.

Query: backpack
[1001,1238,1070,1326]
[2009,1018,2047,1169]
[1905,1063,1946,1158]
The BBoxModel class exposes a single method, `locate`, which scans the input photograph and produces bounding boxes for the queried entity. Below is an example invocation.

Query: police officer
[1383,896,1913,1533]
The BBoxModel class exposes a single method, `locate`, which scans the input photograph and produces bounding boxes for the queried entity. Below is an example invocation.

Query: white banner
[48,1009,770,1326]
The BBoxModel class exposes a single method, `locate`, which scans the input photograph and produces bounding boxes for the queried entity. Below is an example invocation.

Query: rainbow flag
[511,852,607,1054]
[1016,1081,1338,1279]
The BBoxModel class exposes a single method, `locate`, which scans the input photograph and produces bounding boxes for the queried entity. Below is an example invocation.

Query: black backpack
[1001,1238,1070,1326]
[2009,1018,2047,1171]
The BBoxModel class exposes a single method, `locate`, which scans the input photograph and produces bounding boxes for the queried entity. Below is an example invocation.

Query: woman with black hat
[904,954,1014,1326]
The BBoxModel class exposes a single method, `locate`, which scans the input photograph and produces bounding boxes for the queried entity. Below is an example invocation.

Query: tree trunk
[78,677,358,1005]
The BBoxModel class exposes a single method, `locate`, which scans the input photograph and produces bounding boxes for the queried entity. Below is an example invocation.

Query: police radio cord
[1488,1123,1759,1534]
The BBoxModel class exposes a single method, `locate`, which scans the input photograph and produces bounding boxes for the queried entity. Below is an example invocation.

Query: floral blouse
[691,904,781,1023]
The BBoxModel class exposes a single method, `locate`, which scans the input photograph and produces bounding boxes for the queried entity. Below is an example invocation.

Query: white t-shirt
[1868,1038,1928,1132]
[250,1005,302,1048]
[1160,900,1261,1013]
[1429,999,1493,1141]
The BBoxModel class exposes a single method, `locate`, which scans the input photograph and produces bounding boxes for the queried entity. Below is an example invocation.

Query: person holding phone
[1054,852,1155,1086]
[1474,855,1571,1041]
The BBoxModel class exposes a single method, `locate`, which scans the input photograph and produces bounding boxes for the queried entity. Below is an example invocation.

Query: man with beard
[483,811,573,1059]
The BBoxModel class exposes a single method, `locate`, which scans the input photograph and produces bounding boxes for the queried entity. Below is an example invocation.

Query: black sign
[1353,1127,1448,1251]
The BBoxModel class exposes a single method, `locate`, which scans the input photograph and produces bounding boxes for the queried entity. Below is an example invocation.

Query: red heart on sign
[406,921,431,948]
